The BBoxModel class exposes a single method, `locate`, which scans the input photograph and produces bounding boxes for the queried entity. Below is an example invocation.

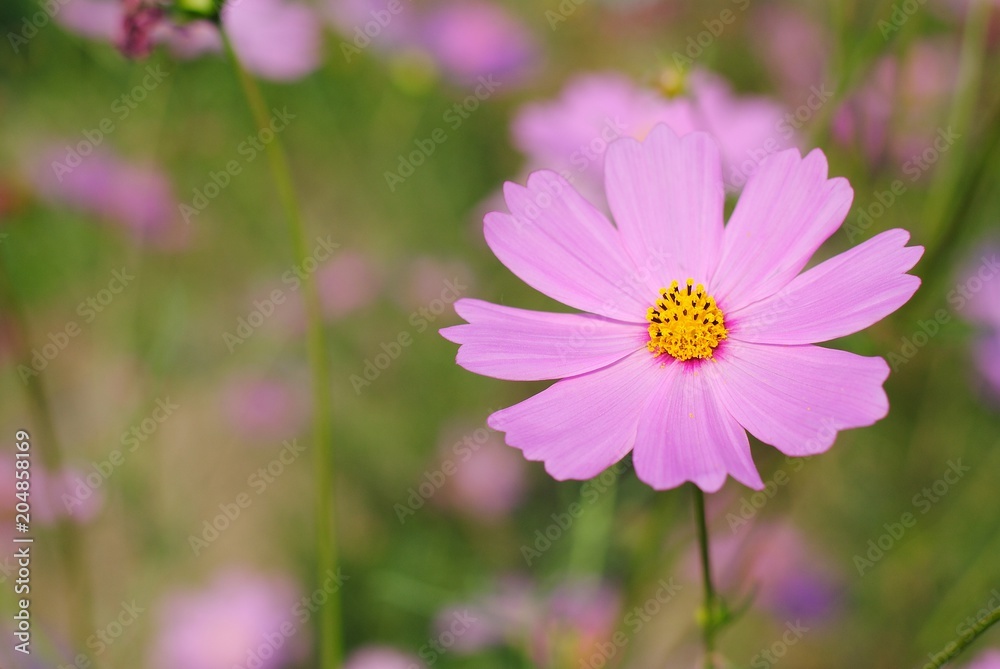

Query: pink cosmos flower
[219,376,308,441]
[956,243,1000,398]
[434,422,526,520]
[512,71,793,206]
[442,125,923,491]
[150,570,305,669]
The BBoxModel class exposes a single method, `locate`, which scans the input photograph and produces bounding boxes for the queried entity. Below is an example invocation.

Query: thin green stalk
[921,0,990,250]
[225,44,341,669]
[923,606,1000,669]
[692,486,717,669]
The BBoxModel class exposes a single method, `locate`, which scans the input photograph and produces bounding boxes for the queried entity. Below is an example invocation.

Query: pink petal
[488,350,661,479]
[485,171,650,321]
[731,229,923,344]
[604,125,725,284]
[632,360,763,492]
[223,0,322,81]
[441,299,645,381]
[713,148,853,311]
[707,339,890,457]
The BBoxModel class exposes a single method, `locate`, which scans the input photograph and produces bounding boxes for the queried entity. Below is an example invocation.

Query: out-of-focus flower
[151,570,305,669]
[439,575,620,664]
[512,70,793,207]
[434,422,526,521]
[966,649,1000,669]
[397,257,474,313]
[701,521,842,623]
[956,243,1000,398]
[316,250,384,319]
[443,125,923,491]
[417,2,538,87]
[56,0,124,41]
[121,0,166,58]
[749,6,829,103]
[833,39,958,170]
[223,0,324,81]
[1,459,103,525]
[344,645,424,669]
[219,376,308,442]
[327,0,537,88]
[30,147,186,247]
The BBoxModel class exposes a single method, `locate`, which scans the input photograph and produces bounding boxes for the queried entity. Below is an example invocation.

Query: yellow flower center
[646,279,728,361]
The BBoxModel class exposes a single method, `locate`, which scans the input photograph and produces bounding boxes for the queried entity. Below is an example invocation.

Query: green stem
[567,475,618,576]
[225,44,341,669]
[924,606,1000,669]
[692,486,717,669]
[921,0,990,249]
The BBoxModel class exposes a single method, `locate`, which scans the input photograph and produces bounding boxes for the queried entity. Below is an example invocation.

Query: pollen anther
[646,279,727,361]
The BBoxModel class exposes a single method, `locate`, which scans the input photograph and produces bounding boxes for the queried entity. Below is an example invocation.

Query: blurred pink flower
[956,243,1000,398]
[317,250,384,319]
[223,0,324,81]
[512,70,794,207]
[220,376,308,442]
[1,459,102,525]
[833,39,958,170]
[31,147,186,247]
[749,6,829,102]
[56,0,123,42]
[398,257,474,312]
[344,646,424,669]
[444,126,922,491]
[326,0,418,51]
[967,650,1000,669]
[418,1,538,87]
[435,423,526,521]
[151,570,305,669]
[705,521,842,622]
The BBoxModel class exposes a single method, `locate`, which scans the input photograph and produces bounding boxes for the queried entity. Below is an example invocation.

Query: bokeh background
[1,0,1000,667]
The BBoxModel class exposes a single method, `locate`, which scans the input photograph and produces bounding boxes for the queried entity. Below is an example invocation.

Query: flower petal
[712,148,853,310]
[730,229,923,344]
[707,339,890,457]
[632,360,763,492]
[488,350,661,480]
[441,299,646,381]
[485,171,651,321]
[604,125,725,284]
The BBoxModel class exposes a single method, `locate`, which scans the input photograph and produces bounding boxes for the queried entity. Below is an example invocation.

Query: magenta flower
[150,570,305,669]
[966,650,1000,669]
[956,243,1000,398]
[442,125,922,491]
[512,70,793,206]
[344,645,424,669]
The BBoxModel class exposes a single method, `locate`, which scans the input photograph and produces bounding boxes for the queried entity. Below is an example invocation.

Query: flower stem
[692,486,718,669]
[225,44,341,669]
[924,606,1000,669]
